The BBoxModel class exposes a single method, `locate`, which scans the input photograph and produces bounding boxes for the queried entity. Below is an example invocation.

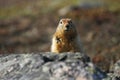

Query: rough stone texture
[0,52,107,80]
[104,60,120,80]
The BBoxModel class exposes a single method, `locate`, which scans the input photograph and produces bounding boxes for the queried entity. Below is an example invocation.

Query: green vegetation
[0,0,79,19]
[0,0,119,19]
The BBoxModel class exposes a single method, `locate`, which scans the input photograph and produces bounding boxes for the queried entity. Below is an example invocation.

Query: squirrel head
[56,18,77,36]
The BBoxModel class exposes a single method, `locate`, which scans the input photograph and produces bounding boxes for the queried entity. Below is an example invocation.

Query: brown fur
[51,18,83,53]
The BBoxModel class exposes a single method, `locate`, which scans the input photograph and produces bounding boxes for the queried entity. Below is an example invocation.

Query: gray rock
[0,52,107,80]
[58,1,105,16]
[103,60,120,80]
[114,60,120,77]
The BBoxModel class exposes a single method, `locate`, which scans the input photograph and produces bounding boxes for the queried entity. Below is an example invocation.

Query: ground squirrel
[51,18,84,53]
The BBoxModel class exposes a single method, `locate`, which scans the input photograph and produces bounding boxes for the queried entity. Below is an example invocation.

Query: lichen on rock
[0,52,108,80]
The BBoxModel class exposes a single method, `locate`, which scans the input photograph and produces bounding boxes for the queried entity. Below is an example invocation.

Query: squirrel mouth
[64,28,69,31]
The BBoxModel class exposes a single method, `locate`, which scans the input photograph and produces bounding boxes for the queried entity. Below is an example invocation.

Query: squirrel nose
[66,25,69,29]
[65,25,70,31]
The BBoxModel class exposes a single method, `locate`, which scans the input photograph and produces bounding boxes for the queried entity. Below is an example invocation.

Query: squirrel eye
[60,21,62,24]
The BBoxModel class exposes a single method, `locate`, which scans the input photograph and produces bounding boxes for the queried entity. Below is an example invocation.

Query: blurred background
[0,0,120,72]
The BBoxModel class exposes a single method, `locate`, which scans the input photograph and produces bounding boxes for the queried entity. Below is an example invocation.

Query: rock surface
[0,52,108,80]
[104,60,120,80]
[114,60,120,78]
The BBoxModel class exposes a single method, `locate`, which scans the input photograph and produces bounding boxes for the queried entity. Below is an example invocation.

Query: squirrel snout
[66,25,69,29]
[65,24,70,31]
